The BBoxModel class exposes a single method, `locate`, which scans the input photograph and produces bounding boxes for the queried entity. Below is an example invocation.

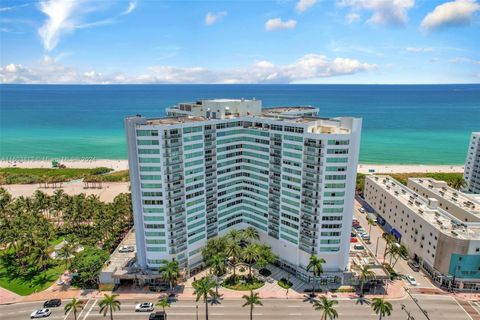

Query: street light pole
[195,304,198,320]
[375,235,381,257]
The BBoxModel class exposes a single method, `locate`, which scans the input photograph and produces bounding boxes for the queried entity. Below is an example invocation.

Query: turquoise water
[0,84,479,164]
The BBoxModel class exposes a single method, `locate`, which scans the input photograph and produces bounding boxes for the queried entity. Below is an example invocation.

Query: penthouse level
[125,98,361,285]
[364,175,480,291]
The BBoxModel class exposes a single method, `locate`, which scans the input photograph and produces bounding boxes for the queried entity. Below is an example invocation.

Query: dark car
[43,299,61,308]
[149,311,167,320]
[408,260,420,272]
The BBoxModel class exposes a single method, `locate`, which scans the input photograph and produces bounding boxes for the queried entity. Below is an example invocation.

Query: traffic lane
[353,199,436,288]
[0,301,69,320]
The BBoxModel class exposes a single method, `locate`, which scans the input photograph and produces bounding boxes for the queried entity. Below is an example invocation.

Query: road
[0,295,472,320]
[353,198,436,289]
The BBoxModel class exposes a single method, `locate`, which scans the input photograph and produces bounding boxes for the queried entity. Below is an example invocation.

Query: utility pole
[401,304,415,320]
[405,288,430,320]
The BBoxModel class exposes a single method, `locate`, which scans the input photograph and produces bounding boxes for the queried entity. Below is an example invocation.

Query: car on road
[408,260,420,272]
[118,246,134,253]
[135,302,154,312]
[354,244,365,250]
[30,309,51,318]
[359,207,366,213]
[43,299,61,308]
[149,311,167,320]
[406,274,417,286]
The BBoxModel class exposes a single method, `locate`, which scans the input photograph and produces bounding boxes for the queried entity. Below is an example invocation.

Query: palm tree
[391,244,408,268]
[99,294,121,320]
[358,265,375,295]
[156,297,170,314]
[242,244,260,278]
[449,176,467,190]
[226,229,244,242]
[160,259,180,291]
[367,218,376,235]
[313,296,338,320]
[242,290,263,320]
[193,276,216,320]
[371,298,393,320]
[225,240,242,278]
[243,227,260,243]
[306,255,326,297]
[382,234,396,262]
[57,242,77,272]
[64,298,84,320]
[209,253,227,277]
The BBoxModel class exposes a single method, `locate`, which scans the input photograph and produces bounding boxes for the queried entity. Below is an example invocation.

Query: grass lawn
[0,260,64,296]
[0,167,117,184]
[277,278,293,289]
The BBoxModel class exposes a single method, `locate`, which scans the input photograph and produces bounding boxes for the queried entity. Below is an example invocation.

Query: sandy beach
[0,159,464,174]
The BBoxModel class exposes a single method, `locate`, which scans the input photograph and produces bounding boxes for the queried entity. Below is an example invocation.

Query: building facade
[125,99,361,281]
[364,175,480,291]
[464,132,480,194]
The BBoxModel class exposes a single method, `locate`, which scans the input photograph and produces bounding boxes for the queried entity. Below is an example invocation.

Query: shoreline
[0,159,464,174]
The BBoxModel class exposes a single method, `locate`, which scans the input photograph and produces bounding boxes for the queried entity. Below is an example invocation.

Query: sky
[0,0,479,84]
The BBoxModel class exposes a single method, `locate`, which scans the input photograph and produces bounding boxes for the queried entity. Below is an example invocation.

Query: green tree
[242,244,260,278]
[70,246,109,288]
[371,298,393,320]
[226,229,244,242]
[449,176,467,190]
[313,296,338,320]
[255,244,277,270]
[367,218,376,235]
[193,276,217,320]
[242,290,263,320]
[209,253,227,277]
[156,297,170,314]
[160,259,180,291]
[225,240,242,278]
[242,227,260,243]
[358,265,375,295]
[99,294,121,320]
[64,298,84,320]
[57,242,77,272]
[306,255,325,296]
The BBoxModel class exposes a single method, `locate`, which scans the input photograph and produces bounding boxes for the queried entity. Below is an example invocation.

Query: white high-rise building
[125,99,361,281]
[464,132,480,194]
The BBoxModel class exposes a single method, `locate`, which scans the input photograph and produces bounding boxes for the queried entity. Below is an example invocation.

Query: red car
[350,237,358,243]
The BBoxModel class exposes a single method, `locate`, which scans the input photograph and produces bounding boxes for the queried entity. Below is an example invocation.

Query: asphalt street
[0,295,472,320]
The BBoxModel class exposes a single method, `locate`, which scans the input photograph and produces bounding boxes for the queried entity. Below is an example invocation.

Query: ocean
[0,84,479,164]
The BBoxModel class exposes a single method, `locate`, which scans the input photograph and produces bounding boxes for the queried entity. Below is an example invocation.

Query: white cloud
[0,3,29,12]
[449,56,480,64]
[37,0,137,51]
[265,18,297,31]
[406,47,434,52]
[123,0,138,15]
[0,54,375,84]
[338,0,415,26]
[205,11,227,26]
[346,12,361,23]
[421,0,480,32]
[296,0,317,12]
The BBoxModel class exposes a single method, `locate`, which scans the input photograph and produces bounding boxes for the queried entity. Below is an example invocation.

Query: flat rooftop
[102,228,136,274]
[367,175,480,240]
[410,178,480,215]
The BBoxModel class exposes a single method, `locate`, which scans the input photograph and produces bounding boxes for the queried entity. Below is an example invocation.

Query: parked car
[354,244,365,250]
[408,260,420,272]
[359,207,366,213]
[406,274,417,286]
[149,311,167,320]
[350,237,358,243]
[43,299,61,308]
[135,302,154,312]
[361,233,370,241]
[30,309,51,318]
[118,246,134,253]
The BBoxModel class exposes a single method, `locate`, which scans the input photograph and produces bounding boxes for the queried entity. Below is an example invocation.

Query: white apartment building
[464,132,480,194]
[125,99,362,283]
[364,175,480,291]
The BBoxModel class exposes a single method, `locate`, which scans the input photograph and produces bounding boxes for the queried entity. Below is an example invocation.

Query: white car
[135,302,154,312]
[118,246,134,253]
[359,207,366,213]
[406,274,417,286]
[30,309,51,318]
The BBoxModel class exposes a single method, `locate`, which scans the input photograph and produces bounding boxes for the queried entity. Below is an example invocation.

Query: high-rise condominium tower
[464,132,480,194]
[125,99,361,281]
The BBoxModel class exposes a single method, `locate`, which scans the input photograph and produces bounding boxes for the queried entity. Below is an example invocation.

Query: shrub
[277,278,293,289]
[222,275,264,291]
[258,268,271,277]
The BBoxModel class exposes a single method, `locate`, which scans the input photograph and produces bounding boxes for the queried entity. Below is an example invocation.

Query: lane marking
[83,299,98,320]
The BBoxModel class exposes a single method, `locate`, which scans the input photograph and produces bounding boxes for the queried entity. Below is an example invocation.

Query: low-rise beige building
[364,175,480,291]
